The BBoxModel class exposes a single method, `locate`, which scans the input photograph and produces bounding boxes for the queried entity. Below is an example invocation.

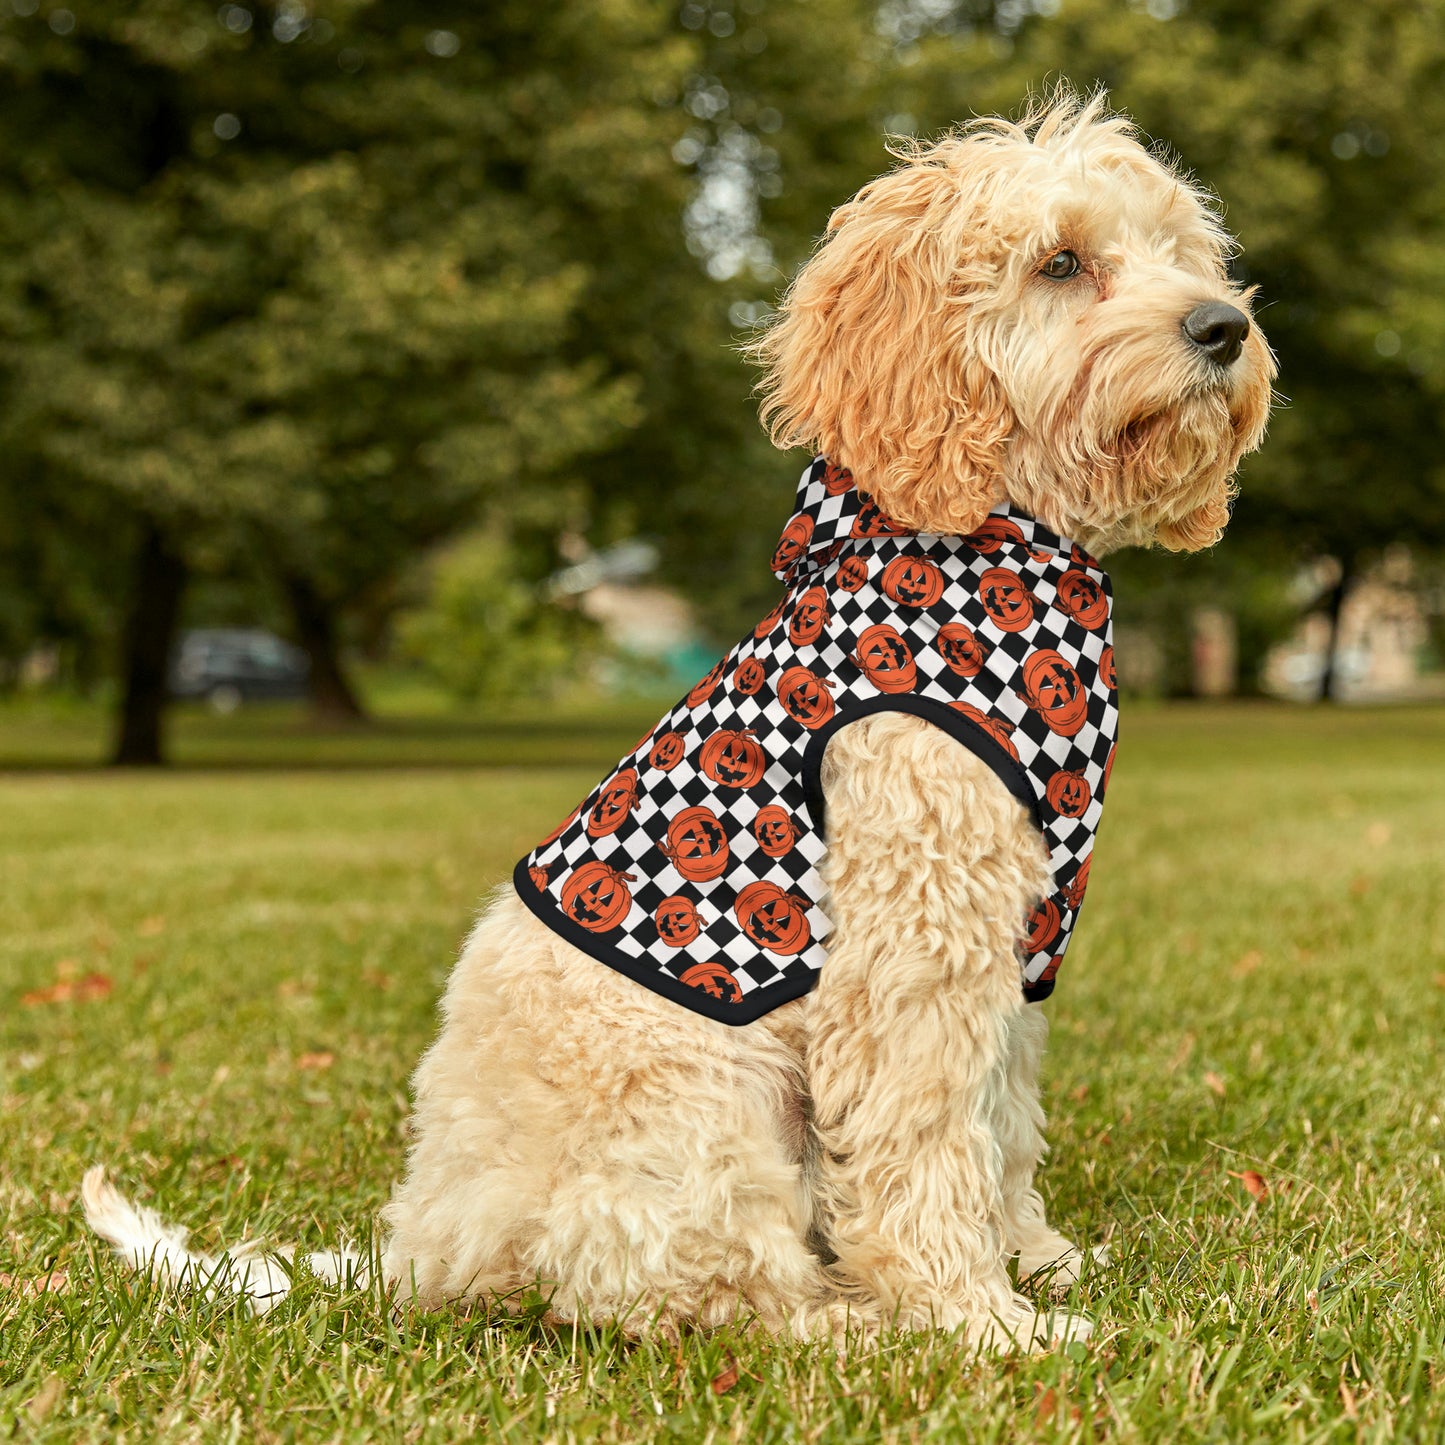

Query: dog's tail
[81,1165,369,1315]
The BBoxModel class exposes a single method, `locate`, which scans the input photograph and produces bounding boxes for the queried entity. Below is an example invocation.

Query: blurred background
[2,0,1444,766]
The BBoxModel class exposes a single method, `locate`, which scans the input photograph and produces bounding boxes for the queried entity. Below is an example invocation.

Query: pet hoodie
[516,456,1119,1025]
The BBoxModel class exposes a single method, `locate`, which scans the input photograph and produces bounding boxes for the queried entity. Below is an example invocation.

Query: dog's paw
[970,1296,1093,1353]
[1018,1238,1110,1293]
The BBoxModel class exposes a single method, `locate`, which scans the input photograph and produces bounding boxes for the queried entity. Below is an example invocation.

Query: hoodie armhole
[798,694,1042,837]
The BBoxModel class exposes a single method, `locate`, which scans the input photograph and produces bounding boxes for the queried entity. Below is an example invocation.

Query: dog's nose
[1182,302,1250,366]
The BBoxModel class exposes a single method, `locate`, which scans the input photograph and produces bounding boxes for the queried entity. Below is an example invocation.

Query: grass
[1,699,1443,1442]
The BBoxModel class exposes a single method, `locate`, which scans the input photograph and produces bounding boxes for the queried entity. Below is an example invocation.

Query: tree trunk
[111,523,187,766]
[284,572,367,723]
[1316,554,1355,703]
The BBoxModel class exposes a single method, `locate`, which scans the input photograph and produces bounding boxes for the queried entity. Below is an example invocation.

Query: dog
[85,90,1273,1351]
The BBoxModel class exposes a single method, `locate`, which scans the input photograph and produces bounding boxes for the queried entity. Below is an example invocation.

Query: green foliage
[2,702,1444,1439]
[395,533,602,705]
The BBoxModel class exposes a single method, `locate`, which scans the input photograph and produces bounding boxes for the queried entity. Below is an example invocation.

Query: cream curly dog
[85,92,1273,1350]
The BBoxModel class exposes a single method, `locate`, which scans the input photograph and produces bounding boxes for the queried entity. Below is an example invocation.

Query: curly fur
[85,88,1272,1353]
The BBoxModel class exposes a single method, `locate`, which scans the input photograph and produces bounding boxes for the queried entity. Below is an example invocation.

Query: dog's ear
[749,148,1013,535]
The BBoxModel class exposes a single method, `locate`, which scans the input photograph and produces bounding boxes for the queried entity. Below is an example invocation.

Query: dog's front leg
[807,712,1089,1349]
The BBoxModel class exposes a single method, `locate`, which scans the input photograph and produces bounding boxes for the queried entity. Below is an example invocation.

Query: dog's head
[751,91,1275,554]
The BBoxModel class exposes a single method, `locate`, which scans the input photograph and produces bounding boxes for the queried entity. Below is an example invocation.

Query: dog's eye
[1041,250,1081,280]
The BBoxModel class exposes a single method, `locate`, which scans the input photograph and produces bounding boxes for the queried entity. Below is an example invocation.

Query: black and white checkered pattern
[515,456,1119,1025]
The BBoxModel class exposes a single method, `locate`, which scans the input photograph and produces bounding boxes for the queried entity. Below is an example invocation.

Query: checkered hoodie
[516,456,1119,1025]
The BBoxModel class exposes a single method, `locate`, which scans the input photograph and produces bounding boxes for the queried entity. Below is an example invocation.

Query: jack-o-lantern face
[1070,542,1098,570]
[1024,896,1061,953]
[699,728,766,788]
[751,805,798,858]
[755,594,788,640]
[788,587,829,646]
[655,894,702,947]
[539,804,580,846]
[822,461,854,495]
[1054,569,1108,630]
[776,665,835,729]
[733,657,766,696]
[527,864,550,892]
[659,805,730,881]
[835,556,869,593]
[880,555,945,608]
[771,514,814,576]
[735,881,812,955]
[851,495,908,538]
[1060,854,1091,910]
[978,568,1035,633]
[1098,645,1117,691]
[687,658,726,708]
[587,767,639,837]
[680,960,743,1004]
[966,517,1026,554]
[1039,954,1063,983]
[948,701,1020,759]
[1045,768,1092,819]
[937,622,990,678]
[649,730,686,771]
[560,861,636,933]
[1020,649,1088,736]
[853,624,916,694]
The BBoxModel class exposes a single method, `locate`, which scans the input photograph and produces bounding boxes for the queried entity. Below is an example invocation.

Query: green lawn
[2,702,1443,1442]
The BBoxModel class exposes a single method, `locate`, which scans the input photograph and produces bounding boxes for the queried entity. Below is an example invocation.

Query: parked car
[169,629,310,712]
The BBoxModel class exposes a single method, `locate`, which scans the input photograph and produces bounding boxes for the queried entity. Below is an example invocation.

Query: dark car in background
[169,629,310,712]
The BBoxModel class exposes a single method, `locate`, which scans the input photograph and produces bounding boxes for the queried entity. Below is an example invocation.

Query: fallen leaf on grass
[1203,1071,1227,1098]
[711,1355,739,1395]
[295,1051,334,1071]
[1228,1169,1269,1201]
[1231,950,1263,978]
[0,1268,69,1298]
[1433,973,1445,990]
[1034,1386,1057,1425]
[1069,1084,1089,1103]
[21,973,113,1007]
[361,969,394,992]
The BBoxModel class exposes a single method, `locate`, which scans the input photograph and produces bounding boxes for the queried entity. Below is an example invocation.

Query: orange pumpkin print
[527,864,550,892]
[687,658,726,708]
[733,657,766,695]
[978,567,1035,632]
[1024,896,1061,953]
[1098,645,1117,691]
[1045,768,1091,819]
[776,665,836,729]
[754,594,788,640]
[587,767,639,838]
[788,586,829,646]
[560,861,636,933]
[1019,649,1088,736]
[735,881,812,955]
[936,622,990,678]
[1060,855,1091,910]
[771,514,814,575]
[880,555,945,608]
[851,495,908,538]
[658,805,730,882]
[539,804,580,846]
[822,461,855,495]
[751,805,798,858]
[948,701,1020,759]
[680,961,743,1004]
[649,730,686,771]
[966,517,1026,554]
[1102,743,1116,794]
[853,624,916,694]
[655,894,703,947]
[1054,569,1108,629]
[699,728,766,788]
[835,555,869,593]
